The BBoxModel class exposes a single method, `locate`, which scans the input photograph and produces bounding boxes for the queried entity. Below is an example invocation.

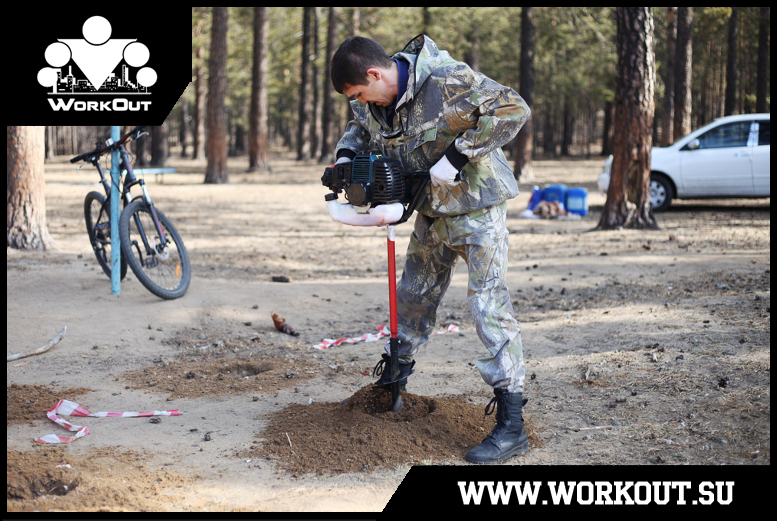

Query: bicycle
[72,126,191,300]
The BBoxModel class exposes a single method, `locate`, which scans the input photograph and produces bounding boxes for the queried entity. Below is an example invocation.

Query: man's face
[343,68,396,107]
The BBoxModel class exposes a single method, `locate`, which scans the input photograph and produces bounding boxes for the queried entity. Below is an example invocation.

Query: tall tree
[7,126,55,250]
[297,6,314,161]
[724,7,738,115]
[310,8,322,159]
[150,124,168,166]
[673,7,693,141]
[661,7,677,145]
[205,6,229,183]
[249,6,270,172]
[598,7,658,231]
[319,6,340,163]
[192,10,207,161]
[513,6,535,181]
[755,7,769,113]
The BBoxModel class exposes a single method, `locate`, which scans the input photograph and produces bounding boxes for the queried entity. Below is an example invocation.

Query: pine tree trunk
[319,6,340,163]
[598,7,658,231]
[661,7,677,146]
[755,7,769,113]
[724,8,738,116]
[205,6,229,183]
[249,6,270,172]
[513,6,535,181]
[673,7,693,141]
[7,126,55,250]
[296,6,313,161]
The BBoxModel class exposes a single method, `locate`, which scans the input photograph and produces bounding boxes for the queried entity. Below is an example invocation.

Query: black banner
[8,7,190,125]
[384,464,769,513]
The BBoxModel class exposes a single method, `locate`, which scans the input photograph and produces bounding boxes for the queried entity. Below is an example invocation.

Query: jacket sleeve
[442,66,531,167]
[335,101,371,160]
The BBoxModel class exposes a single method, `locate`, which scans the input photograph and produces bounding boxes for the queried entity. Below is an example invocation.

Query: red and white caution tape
[35,399,182,444]
[311,323,459,350]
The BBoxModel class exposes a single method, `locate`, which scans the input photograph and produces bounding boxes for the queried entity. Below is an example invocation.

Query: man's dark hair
[331,36,394,94]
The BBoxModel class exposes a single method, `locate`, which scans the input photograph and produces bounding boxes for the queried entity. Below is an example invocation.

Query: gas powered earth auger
[322,153,430,411]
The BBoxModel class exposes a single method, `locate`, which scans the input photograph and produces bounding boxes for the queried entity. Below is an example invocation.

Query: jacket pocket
[407,125,438,152]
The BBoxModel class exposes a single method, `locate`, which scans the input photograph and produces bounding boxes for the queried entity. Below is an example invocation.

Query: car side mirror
[686,139,700,150]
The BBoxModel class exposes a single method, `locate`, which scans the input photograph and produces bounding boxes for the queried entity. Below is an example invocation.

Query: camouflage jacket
[335,34,531,217]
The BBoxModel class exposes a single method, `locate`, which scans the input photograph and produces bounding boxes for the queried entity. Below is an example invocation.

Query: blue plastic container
[542,184,568,207]
[526,186,543,210]
[566,187,589,216]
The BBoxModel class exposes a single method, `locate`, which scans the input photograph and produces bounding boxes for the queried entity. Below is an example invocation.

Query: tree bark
[205,6,229,183]
[150,124,168,167]
[296,6,313,161]
[7,126,55,250]
[319,7,340,163]
[513,6,535,181]
[673,7,693,141]
[249,6,270,172]
[755,7,769,113]
[598,7,658,231]
[192,12,206,161]
[661,7,677,145]
[724,7,738,116]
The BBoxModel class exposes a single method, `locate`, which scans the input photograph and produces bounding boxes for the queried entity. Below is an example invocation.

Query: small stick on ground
[7,327,67,362]
[575,425,614,432]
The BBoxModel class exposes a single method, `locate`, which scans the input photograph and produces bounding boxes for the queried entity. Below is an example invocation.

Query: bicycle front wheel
[84,191,128,281]
[118,200,191,299]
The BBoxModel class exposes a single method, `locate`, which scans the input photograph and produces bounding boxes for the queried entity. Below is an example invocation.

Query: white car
[598,113,770,211]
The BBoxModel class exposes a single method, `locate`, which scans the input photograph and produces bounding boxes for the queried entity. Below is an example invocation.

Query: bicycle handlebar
[70,126,146,163]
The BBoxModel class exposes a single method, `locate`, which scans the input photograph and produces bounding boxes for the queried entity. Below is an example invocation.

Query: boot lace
[484,395,499,417]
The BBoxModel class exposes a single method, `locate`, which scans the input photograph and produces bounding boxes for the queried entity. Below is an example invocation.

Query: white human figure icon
[38,16,156,91]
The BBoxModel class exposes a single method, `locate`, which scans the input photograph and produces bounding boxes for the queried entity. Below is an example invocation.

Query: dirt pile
[242,384,540,476]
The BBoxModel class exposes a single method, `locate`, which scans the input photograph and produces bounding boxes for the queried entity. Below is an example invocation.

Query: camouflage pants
[386,202,526,393]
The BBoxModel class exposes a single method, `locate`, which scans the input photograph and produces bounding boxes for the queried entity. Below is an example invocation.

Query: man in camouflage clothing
[331,34,531,464]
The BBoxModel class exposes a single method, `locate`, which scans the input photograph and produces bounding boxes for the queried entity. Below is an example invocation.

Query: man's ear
[366,67,382,81]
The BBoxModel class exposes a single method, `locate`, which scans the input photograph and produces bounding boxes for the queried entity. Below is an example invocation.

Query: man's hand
[335,156,351,165]
[429,155,459,187]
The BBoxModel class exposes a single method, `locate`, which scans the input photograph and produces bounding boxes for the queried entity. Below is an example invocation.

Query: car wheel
[650,173,674,211]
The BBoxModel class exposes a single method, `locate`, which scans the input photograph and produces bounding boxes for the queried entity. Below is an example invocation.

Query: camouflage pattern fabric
[392,203,525,393]
[334,35,528,392]
[335,34,531,217]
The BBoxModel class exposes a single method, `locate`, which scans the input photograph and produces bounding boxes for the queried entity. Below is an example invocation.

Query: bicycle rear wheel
[84,191,128,280]
[118,200,191,299]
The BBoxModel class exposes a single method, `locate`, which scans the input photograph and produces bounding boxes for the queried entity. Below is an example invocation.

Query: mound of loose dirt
[241,384,541,476]
[6,448,192,512]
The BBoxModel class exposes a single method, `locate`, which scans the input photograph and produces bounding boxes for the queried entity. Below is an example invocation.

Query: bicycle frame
[88,135,169,259]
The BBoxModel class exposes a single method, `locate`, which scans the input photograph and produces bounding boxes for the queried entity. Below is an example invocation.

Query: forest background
[43,7,770,178]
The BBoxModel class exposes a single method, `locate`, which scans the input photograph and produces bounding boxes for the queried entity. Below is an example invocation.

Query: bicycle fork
[121,148,169,259]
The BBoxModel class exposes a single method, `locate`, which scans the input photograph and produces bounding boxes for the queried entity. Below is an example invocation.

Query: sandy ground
[7,151,770,512]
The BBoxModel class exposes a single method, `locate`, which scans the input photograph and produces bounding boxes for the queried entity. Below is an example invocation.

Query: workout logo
[37,16,156,112]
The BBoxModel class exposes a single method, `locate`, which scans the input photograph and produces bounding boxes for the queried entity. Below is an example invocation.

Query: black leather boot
[465,388,529,463]
[372,353,415,391]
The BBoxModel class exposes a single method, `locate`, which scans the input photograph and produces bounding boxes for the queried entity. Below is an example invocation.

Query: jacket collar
[392,34,442,109]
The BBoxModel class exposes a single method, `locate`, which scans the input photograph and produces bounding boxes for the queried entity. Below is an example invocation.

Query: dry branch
[7,327,66,362]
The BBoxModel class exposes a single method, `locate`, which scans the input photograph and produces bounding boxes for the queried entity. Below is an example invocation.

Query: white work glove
[335,156,351,165]
[429,155,459,187]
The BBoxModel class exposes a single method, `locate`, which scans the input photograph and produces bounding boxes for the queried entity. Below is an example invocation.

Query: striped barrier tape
[35,399,182,444]
[311,323,459,350]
